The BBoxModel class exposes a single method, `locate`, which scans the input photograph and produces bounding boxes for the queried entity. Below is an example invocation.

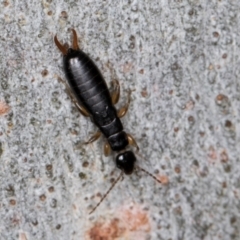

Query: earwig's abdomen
[63,49,128,151]
[63,50,110,112]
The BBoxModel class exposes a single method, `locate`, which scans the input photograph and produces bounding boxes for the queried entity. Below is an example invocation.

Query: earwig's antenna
[89,171,124,214]
[135,166,162,184]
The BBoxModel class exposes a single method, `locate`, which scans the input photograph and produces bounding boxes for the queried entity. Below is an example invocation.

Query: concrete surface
[0,0,240,239]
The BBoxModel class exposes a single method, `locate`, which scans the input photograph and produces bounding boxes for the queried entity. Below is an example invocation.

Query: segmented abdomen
[64,51,110,113]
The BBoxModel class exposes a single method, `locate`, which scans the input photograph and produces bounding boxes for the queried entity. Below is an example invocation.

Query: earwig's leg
[117,90,131,118]
[104,142,111,156]
[74,102,90,117]
[127,133,139,151]
[111,79,120,105]
[85,131,101,144]
[56,76,90,117]
[72,29,79,50]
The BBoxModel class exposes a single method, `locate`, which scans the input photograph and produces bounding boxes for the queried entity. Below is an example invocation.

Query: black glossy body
[116,151,136,174]
[63,49,128,151]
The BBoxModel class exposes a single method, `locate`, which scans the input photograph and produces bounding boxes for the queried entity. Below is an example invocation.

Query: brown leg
[85,131,101,144]
[111,79,120,105]
[117,90,131,118]
[104,142,111,156]
[127,133,139,151]
[56,76,90,117]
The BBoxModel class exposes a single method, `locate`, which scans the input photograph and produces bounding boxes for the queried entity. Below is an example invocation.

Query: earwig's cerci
[54,29,162,214]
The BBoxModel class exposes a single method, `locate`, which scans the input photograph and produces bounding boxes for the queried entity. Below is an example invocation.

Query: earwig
[54,29,162,214]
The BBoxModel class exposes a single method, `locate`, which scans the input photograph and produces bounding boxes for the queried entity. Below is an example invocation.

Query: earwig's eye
[116,151,136,175]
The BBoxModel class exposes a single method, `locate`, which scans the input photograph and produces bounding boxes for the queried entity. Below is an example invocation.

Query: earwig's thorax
[107,131,128,151]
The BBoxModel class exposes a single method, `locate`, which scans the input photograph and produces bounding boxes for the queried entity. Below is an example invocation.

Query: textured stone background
[0,0,240,239]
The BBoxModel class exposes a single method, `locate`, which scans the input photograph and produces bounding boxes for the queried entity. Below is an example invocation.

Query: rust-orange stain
[158,174,169,185]
[119,204,151,233]
[87,204,151,240]
[0,101,10,116]
[88,218,125,240]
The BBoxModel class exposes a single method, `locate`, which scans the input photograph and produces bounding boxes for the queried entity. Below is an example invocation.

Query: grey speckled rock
[0,1,240,239]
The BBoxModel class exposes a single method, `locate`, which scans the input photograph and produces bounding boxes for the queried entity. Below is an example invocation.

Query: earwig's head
[116,151,136,175]
[90,152,163,214]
